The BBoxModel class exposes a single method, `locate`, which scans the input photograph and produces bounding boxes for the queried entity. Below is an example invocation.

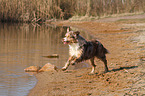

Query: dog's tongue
[64,41,69,44]
[64,42,67,44]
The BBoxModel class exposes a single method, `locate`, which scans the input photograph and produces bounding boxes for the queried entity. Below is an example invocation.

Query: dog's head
[62,28,80,44]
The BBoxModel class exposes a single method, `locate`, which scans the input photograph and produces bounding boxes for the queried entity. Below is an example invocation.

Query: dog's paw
[103,70,109,73]
[62,67,67,71]
[104,68,109,73]
[89,71,95,75]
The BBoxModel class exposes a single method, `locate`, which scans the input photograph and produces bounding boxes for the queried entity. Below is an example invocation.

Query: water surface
[0,23,92,96]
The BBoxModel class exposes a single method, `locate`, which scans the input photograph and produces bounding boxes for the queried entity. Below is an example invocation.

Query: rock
[38,63,57,72]
[24,66,41,72]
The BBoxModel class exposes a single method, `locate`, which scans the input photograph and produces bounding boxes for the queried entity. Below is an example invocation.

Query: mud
[28,15,145,96]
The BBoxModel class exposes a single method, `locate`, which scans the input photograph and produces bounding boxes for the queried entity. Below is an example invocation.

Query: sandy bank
[28,15,145,96]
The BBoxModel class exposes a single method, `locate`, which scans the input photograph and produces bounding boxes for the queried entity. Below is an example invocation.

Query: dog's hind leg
[90,57,96,74]
[100,56,109,73]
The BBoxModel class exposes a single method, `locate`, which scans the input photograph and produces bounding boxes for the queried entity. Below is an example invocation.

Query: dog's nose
[62,38,65,42]
[62,37,67,42]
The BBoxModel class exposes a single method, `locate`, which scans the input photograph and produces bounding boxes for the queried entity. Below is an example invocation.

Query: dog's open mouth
[63,41,70,44]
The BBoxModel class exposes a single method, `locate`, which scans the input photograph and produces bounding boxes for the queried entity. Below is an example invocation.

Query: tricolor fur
[62,28,109,74]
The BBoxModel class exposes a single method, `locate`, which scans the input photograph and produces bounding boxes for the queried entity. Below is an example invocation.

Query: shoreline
[28,15,145,96]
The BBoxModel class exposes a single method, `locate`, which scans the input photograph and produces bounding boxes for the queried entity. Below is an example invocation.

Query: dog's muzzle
[62,38,70,44]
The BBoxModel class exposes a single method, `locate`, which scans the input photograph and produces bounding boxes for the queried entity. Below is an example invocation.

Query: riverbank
[28,14,145,96]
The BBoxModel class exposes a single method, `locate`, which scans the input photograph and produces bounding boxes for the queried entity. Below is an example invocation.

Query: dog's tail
[104,47,110,54]
[94,40,110,54]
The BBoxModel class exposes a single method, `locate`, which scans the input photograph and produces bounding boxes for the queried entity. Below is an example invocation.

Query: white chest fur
[69,43,81,57]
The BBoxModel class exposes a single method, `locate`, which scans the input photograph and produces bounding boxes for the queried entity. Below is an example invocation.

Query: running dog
[62,28,109,74]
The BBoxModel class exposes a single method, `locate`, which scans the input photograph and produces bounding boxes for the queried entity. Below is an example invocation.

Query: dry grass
[0,0,145,22]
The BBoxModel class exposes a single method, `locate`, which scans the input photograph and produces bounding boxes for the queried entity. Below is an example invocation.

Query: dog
[62,28,109,74]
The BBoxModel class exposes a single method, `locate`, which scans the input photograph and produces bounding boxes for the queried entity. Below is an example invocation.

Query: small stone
[38,63,57,72]
[24,66,41,72]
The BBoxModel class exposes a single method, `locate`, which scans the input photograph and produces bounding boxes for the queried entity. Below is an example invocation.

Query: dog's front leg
[71,56,83,65]
[62,56,74,71]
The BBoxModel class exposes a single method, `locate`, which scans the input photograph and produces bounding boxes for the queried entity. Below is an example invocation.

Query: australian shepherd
[62,28,109,74]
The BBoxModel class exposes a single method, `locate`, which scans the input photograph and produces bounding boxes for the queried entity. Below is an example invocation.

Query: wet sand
[28,15,145,96]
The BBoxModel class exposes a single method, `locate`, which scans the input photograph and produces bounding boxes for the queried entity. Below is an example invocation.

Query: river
[0,23,92,96]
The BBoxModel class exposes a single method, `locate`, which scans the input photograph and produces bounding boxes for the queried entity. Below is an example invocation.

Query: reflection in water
[0,23,92,96]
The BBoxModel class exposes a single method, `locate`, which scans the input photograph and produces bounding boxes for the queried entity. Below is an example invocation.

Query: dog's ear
[74,31,80,35]
[67,28,70,32]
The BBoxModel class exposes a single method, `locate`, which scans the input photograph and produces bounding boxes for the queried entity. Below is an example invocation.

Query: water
[0,23,92,96]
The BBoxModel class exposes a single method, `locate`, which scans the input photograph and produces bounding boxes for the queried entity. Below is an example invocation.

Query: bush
[0,0,145,22]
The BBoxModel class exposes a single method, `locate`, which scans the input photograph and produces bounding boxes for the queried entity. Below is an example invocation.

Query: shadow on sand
[110,66,138,72]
